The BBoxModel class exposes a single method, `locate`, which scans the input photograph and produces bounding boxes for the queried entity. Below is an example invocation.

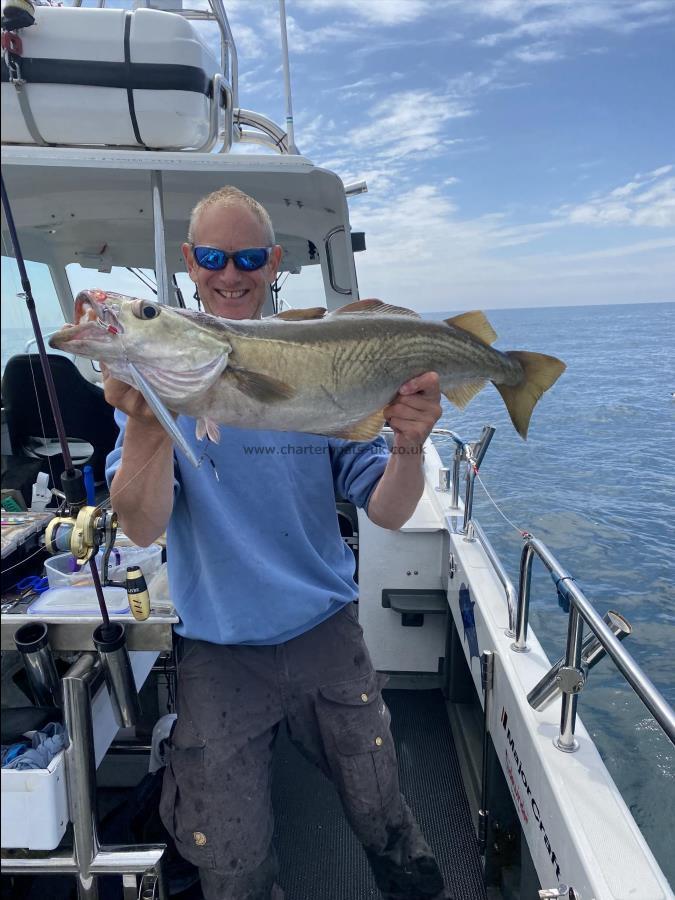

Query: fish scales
[49,292,566,444]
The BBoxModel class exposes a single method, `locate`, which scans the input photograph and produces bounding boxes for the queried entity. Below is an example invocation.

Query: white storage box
[1,749,68,850]
[1,6,227,149]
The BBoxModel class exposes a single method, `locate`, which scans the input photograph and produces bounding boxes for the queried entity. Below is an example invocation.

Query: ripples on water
[429,302,675,883]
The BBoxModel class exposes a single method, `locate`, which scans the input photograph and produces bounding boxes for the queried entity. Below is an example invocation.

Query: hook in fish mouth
[74,289,124,335]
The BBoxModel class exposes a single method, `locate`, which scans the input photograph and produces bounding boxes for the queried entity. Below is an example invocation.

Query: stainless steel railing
[429,425,675,751]
[433,426,516,635]
[514,535,675,751]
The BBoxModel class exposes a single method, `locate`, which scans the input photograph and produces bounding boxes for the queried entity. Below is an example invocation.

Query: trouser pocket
[317,669,398,817]
[160,743,216,869]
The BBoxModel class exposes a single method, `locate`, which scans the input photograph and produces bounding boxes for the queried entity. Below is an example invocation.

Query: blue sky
[2,0,674,322]
[222,0,675,310]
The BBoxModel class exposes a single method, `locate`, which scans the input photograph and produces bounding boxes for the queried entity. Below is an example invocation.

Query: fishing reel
[42,464,119,579]
[44,505,118,568]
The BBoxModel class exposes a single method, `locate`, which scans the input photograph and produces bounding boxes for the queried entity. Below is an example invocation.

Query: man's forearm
[110,418,175,546]
[367,445,425,530]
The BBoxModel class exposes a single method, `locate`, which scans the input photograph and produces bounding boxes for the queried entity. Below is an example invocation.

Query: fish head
[49,290,232,405]
[49,290,224,367]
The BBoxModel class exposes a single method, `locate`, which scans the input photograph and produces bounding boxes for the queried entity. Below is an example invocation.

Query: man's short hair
[187,186,275,245]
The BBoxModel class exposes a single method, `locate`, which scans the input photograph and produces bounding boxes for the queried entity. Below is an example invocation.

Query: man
[105,186,448,899]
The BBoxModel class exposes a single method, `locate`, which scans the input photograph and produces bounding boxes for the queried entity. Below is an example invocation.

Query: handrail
[324,226,352,296]
[233,109,289,154]
[514,535,675,750]
[470,521,517,637]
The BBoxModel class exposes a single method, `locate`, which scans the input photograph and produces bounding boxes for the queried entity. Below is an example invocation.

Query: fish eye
[132,300,160,320]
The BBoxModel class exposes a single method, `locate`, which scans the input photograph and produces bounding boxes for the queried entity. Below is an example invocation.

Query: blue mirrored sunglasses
[192,246,271,272]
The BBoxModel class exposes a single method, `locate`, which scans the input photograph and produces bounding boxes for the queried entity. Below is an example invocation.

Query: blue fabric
[106,412,389,645]
[2,722,66,770]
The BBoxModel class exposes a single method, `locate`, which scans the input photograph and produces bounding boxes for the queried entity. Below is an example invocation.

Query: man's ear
[181,242,196,281]
[268,244,283,280]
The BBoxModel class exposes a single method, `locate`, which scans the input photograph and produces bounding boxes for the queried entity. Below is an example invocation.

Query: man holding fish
[102,187,451,899]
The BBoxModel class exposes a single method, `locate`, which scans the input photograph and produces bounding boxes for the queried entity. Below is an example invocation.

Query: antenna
[278,0,299,154]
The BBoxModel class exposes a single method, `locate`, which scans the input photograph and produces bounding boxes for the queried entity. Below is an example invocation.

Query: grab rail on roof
[68,0,301,155]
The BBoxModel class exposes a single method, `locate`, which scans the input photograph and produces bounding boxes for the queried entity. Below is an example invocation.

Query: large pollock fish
[50,290,566,447]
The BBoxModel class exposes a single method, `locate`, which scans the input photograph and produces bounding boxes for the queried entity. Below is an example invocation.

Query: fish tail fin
[494,351,566,439]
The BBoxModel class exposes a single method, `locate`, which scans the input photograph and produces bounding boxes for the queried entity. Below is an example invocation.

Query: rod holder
[463,425,496,536]
[92,622,141,728]
[14,622,61,707]
[528,611,632,711]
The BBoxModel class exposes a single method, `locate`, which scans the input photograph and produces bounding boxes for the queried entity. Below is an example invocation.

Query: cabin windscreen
[1,257,69,375]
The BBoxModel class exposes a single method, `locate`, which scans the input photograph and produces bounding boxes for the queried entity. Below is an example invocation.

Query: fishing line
[472,466,529,538]
[1,544,48,574]
[125,266,157,295]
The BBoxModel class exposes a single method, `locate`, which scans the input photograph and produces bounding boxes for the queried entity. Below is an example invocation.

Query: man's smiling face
[182,202,282,320]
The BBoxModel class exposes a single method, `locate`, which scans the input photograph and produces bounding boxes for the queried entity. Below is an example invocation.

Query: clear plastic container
[27,586,130,615]
[44,544,162,589]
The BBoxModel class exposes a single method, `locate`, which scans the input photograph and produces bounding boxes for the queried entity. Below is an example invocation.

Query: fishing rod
[1,173,117,640]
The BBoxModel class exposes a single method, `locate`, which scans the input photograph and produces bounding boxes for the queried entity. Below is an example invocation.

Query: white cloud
[322,167,675,312]
[512,42,565,63]
[346,90,473,163]
[296,0,434,26]
[558,168,675,228]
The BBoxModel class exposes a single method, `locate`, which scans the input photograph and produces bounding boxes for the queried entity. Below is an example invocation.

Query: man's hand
[101,363,162,429]
[383,372,443,452]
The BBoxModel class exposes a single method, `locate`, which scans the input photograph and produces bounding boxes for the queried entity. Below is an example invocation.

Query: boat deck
[1,688,487,899]
[273,687,487,900]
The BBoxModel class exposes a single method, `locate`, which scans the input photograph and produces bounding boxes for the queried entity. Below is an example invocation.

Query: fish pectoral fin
[333,299,420,318]
[443,380,488,410]
[331,409,386,442]
[226,366,296,403]
[494,351,566,440]
[195,417,221,444]
[136,352,229,403]
[271,307,327,320]
[445,311,497,346]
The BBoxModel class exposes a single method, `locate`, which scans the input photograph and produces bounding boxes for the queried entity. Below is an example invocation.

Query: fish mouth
[49,290,123,350]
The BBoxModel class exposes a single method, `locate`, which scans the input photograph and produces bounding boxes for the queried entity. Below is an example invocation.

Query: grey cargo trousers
[160,602,447,900]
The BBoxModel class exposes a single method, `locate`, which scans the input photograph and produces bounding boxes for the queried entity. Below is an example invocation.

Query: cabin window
[67,264,158,305]
[1,257,66,376]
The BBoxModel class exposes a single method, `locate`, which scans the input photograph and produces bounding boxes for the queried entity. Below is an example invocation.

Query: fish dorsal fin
[271,307,327,321]
[330,409,386,442]
[333,299,420,318]
[443,380,488,410]
[445,311,497,346]
[225,366,296,403]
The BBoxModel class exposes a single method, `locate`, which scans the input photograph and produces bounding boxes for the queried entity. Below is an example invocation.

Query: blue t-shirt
[106,413,389,645]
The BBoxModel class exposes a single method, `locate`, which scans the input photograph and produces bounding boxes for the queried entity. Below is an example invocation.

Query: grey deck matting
[272,687,487,900]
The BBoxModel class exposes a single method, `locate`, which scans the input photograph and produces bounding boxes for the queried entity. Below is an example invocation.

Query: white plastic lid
[27,586,130,616]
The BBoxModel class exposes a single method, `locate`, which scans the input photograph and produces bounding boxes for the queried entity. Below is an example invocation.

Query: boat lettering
[500,708,561,880]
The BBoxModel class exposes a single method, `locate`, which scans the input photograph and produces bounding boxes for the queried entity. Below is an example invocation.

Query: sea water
[428,301,675,884]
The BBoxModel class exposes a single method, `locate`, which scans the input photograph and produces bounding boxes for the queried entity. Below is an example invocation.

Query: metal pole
[62,653,102,899]
[478,651,494,858]
[528,611,631,711]
[512,541,534,651]
[462,426,495,537]
[278,0,298,153]
[556,606,584,752]
[150,171,171,307]
[451,445,462,508]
